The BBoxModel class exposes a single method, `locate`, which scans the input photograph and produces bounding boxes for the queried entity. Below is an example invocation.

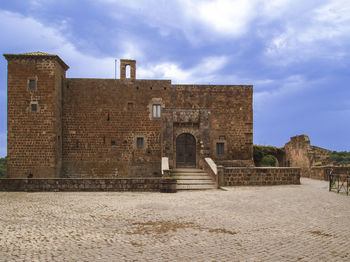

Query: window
[136,137,144,148]
[28,78,37,91]
[216,142,225,156]
[30,102,38,112]
[111,140,116,146]
[152,104,161,118]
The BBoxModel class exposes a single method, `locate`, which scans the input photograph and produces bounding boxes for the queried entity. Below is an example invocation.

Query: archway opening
[125,65,131,78]
[261,155,278,167]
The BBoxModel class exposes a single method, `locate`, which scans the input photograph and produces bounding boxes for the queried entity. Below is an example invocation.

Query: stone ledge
[0,178,161,192]
[223,167,301,186]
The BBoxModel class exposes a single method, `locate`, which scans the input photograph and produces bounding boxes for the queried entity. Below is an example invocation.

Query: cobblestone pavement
[1,178,350,262]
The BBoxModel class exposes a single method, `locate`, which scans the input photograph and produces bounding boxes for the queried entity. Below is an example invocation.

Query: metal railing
[329,168,350,196]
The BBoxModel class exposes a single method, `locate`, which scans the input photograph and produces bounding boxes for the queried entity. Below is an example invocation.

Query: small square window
[30,103,38,112]
[111,140,116,146]
[216,142,225,156]
[28,78,37,91]
[136,137,144,148]
[152,104,161,118]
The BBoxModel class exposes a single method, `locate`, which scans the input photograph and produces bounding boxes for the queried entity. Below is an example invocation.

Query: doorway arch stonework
[176,133,196,168]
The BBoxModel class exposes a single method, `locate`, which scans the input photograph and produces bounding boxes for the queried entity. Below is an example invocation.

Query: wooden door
[176,133,196,168]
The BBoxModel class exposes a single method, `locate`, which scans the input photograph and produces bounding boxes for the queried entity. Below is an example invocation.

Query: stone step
[169,168,216,191]
[171,173,208,177]
[171,169,205,173]
[172,176,213,180]
[176,180,215,185]
[176,184,217,190]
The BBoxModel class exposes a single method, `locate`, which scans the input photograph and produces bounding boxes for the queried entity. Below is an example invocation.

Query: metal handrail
[329,168,349,196]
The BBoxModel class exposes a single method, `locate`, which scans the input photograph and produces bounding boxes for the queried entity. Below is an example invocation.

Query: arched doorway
[176,133,196,168]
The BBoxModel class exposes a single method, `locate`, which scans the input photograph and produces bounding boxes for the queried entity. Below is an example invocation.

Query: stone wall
[310,166,350,181]
[5,53,68,178]
[5,53,253,179]
[62,82,253,177]
[282,135,330,177]
[222,167,300,186]
[0,178,161,192]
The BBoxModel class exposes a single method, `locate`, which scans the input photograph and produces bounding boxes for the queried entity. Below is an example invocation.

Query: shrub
[261,155,276,167]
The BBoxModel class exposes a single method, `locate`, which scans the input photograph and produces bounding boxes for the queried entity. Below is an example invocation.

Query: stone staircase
[170,168,217,190]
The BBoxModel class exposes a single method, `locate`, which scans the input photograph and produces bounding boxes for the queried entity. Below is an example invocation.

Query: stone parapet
[223,167,300,186]
[0,178,161,192]
[310,166,350,181]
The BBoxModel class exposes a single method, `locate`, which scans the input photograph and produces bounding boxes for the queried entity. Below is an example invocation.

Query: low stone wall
[310,166,350,181]
[0,178,161,192]
[221,167,300,186]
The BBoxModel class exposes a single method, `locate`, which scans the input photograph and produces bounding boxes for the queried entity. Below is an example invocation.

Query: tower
[4,52,69,178]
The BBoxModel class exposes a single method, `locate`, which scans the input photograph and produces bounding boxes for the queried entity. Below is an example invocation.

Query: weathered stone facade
[282,135,330,176]
[5,52,253,178]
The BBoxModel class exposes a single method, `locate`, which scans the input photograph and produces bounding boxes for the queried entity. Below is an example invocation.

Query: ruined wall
[5,54,67,178]
[310,146,330,165]
[282,135,330,177]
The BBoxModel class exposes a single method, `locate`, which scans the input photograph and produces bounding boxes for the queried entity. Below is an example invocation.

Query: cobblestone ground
[1,178,350,262]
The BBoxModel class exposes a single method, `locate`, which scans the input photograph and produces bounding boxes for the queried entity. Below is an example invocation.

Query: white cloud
[0,10,144,78]
[264,0,350,64]
[181,0,258,37]
[254,74,306,112]
[138,56,229,84]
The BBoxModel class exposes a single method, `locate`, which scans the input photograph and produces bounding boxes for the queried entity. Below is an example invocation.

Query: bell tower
[120,59,136,79]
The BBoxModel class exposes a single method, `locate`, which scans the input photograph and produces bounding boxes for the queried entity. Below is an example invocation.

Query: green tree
[253,145,280,166]
[261,155,276,167]
[329,151,350,165]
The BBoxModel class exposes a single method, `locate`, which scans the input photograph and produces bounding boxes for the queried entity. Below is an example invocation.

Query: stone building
[4,52,253,178]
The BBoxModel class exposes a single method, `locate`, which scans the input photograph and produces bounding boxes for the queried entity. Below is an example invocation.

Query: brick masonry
[0,178,161,192]
[222,167,300,186]
[4,52,253,178]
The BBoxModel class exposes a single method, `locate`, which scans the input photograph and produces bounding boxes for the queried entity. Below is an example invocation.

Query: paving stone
[0,178,349,261]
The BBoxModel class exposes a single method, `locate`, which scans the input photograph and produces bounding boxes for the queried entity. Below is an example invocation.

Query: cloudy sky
[0,0,350,157]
